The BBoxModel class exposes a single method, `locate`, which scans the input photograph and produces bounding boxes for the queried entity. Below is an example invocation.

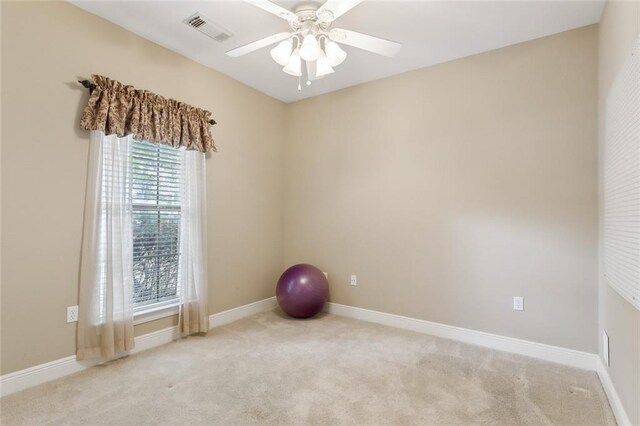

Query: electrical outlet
[602,330,610,366]
[513,296,524,311]
[67,305,79,323]
[350,275,357,286]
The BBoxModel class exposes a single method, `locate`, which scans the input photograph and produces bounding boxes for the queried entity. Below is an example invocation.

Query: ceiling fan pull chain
[298,76,302,91]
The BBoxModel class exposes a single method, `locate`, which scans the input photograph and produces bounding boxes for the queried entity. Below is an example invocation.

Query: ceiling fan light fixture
[325,41,347,67]
[315,53,334,77]
[225,0,401,91]
[299,34,322,62]
[283,48,302,76]
[270,38,293,66]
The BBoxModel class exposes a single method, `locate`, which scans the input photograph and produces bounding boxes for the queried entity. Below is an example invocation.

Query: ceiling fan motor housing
[292,3,328,36]
[294,2,320,19]
[300,20,322,37]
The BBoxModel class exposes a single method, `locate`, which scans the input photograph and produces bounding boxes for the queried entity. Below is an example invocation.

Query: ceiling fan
[226,0,402,89]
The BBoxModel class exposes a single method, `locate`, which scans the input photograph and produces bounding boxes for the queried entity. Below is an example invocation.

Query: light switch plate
[513,296,524,311]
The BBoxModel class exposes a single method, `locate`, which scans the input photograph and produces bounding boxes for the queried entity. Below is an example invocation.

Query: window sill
[134,301,180,325]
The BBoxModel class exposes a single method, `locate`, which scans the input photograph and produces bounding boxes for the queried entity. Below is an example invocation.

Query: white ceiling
[70,0,605,103]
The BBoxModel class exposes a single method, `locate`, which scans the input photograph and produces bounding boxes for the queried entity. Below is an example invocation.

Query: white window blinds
[604,36,640,311]
[131,140,183,308]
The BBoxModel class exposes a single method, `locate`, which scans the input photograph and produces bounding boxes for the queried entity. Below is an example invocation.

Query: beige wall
[598,1,640,424]
[0,1,286,374]
[284,25,599,353]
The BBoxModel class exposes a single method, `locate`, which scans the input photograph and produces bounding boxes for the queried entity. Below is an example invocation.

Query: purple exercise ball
[276,264,329,318]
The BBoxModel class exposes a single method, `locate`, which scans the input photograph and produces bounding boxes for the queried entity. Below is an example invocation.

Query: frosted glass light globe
[325,41,347,67]
[299,35,322,62]
[315,53,335,77]
[283,49,302,77]
[270,39,293,66]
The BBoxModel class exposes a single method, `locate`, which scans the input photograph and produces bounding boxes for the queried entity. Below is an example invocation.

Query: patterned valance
[80,75,216,152]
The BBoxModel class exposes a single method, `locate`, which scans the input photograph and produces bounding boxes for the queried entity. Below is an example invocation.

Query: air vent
[183,12,233,42]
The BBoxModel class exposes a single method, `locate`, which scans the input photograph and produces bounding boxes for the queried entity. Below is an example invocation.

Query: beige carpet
[1,311,615,425]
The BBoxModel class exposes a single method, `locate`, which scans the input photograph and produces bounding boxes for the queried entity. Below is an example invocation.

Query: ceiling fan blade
[329,28,401,57]
[245,0,299,22]
[226,32,292,58]
[316,0,364,23]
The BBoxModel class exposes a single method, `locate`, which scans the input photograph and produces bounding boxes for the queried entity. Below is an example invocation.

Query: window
[77,89,212,356]
[131,140,183,313]
[604,35,640,311]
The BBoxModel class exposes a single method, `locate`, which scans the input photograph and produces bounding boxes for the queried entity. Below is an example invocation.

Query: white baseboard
[597,357,633,426]
[4,296,628,424]
[209,296,277,328]
[0,355,98,399]
[131,325,179,355]
[325,302,598,371]
[0,297,277,398]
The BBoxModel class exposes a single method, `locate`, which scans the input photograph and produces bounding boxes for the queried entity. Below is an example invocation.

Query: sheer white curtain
[78,133,208,359]
[77,131,135,360]
[178,150,209,335]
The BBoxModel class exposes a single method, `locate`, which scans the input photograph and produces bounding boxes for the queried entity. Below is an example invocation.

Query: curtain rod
[78,80,217,126]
